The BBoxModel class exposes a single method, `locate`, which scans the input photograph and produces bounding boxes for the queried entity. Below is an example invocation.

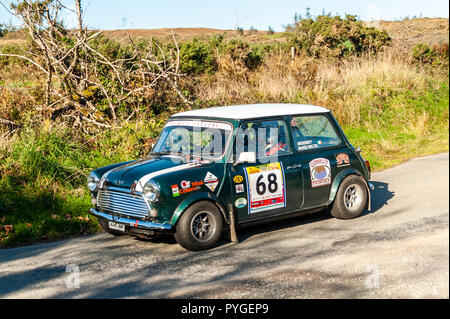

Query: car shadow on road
[234,209,333,244]
[235,180,395,244]
[128,180,395,247]
[361,181,395,216]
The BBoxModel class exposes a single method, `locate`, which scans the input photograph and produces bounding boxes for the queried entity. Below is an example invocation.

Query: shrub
[412,43,449,66]
[289,13,391,58]
[0,23,17,38]
[179,38,216,75]
[222,40,264,70]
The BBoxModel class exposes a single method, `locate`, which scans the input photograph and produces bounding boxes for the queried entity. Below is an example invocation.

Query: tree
[0,0,190,128]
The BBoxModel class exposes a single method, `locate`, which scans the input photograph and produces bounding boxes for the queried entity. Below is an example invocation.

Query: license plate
[108,221,125,232]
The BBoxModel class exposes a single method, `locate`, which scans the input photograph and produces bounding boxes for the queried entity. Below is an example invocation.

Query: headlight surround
[87,172,100,192]
[143,181,160,202]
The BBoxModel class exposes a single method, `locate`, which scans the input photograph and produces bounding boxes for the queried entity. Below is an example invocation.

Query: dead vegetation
[0,0,190,130]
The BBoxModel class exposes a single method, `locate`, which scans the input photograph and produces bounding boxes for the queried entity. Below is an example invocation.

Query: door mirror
[234,152,256,166]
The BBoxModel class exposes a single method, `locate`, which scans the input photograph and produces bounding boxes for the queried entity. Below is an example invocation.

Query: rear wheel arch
[329,169,371,211]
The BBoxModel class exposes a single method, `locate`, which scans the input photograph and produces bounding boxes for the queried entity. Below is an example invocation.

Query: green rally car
[88,104,373,251]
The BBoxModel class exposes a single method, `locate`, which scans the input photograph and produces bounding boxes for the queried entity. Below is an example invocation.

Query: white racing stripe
[135,162,200,192]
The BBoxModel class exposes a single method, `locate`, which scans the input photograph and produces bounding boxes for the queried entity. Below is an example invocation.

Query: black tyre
[97,217,126,236]
[331,175,368,219]
[174,201,223,251]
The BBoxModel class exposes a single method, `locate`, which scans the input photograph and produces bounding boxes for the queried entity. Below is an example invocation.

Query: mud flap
[365,181,374,211]
[228,203,239,243]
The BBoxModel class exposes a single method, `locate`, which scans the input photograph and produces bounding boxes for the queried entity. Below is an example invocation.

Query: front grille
[97,189,149,220]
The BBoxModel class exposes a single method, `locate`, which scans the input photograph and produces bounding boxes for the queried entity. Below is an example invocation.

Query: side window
[235,119,290,158]
[290,115,341,151]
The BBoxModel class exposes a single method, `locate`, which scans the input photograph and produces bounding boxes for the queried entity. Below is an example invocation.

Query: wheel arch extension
[328,168,371,211]
[169,192,230,227]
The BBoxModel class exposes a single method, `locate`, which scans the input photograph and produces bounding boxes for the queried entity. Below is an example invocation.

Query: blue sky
[1,0,449,31]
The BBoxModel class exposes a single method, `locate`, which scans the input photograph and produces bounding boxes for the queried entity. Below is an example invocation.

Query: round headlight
[87,172,100,192]
[143,181,160,202]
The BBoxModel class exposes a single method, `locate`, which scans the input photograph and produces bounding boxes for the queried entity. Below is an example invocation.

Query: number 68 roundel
[244,162,286,214]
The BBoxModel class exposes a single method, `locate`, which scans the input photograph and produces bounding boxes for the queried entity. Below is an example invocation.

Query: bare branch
[0,53,49,74]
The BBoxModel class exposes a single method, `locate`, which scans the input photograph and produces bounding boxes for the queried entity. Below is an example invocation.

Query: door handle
[286,164,302,170]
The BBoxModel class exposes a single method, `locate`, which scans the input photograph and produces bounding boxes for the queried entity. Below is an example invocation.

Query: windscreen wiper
[150,151,182,157]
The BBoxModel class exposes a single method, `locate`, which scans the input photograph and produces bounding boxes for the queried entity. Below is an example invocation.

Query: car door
[230,118,304,222]
[288,113,350,209]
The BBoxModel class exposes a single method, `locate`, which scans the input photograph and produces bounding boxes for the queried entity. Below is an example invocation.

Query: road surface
[0,152,448,298]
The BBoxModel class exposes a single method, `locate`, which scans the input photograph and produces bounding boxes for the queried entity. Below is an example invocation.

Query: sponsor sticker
[235,198,248,209]
[297,141,318,151]
[290,118,297,127]
[171,185,180,197]
[235,184,245,193]
[233,175,244,183]
[180,181,203,195]
[244,162,286,214]
[297,140,313,146]
[204,171,219,192]
[165,120,232,131]
[172,181,203,197]
[180,180,191,189]
[309,158,331,188]
[335,153,350,167]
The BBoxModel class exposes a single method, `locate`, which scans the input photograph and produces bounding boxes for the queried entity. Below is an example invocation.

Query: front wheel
[174,201,223,251]
[331,175,368,219]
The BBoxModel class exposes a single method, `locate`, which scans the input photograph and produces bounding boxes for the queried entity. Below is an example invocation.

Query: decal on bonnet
[335,153,350,167]
[309,158,331,188]
[204,172,219,192]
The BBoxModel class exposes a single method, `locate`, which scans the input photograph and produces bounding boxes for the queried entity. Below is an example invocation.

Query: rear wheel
[98,217,126,236]
[174,201,223,251]
[331,175,368,219]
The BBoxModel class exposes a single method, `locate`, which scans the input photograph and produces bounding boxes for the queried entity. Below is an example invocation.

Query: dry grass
[366,18,449,53]
[196,46,442,124]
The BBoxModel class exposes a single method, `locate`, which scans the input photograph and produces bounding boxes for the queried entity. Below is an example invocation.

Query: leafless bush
[0,0,191,129]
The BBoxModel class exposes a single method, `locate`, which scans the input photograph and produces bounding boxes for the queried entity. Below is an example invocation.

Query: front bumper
[90,208,172,232]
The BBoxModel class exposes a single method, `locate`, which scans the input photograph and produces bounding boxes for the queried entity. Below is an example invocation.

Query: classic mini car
[88,104,373,251]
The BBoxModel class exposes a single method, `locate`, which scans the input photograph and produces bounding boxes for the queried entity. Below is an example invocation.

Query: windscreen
[153,120,233,159]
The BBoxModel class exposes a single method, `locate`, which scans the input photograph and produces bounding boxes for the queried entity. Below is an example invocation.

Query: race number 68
[256,173,278,195]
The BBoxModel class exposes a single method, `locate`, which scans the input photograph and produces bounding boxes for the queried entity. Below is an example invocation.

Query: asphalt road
[0,152,448,299]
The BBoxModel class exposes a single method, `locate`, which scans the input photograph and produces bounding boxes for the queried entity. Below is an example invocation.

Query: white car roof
[171,104,330,120]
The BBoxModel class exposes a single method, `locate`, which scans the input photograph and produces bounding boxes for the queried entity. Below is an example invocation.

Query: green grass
[343,81,449,170]
[0,121,163,247]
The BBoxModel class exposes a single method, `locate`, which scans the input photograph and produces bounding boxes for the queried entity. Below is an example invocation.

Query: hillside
[1,17,448,46]
[366,18,449,49]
